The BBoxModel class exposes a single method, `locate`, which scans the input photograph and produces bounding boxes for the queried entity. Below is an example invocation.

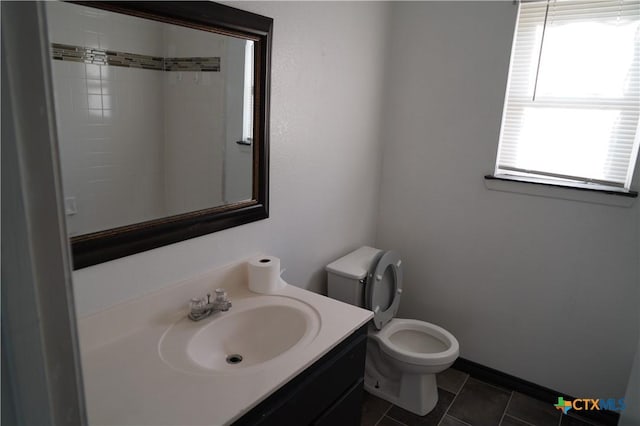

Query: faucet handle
[189,296,206,311]
[214,288,228,302]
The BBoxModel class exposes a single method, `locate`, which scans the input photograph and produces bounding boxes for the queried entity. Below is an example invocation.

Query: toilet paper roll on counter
[248,256,286,294]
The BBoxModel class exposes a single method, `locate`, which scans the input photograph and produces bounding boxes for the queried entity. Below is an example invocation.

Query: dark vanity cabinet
[234,325,368,426]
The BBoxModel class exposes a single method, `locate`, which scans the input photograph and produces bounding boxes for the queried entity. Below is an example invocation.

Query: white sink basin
[159,295,321,375]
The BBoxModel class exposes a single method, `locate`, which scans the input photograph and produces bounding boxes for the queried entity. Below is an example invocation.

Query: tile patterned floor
[361,368,606,426]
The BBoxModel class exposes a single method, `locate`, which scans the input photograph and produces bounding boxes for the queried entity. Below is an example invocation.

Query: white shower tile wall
[51,56,165,236]
[48,2,166,236]
[46,1,229,234]
[45,1,164,57]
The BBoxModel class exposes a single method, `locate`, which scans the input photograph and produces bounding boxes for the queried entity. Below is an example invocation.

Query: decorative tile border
[107,51,165,70]
[51,43,220,72]
[164,57,220,72]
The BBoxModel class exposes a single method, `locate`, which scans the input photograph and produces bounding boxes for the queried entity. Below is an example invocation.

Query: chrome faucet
[188,289,232,321]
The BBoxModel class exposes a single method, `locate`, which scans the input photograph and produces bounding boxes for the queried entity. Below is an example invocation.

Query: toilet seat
[366,250,403,330]
[327,246,460,417]
[373,318,459,366]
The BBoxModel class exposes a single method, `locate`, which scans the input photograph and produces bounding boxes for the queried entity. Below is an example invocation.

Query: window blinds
[496,0,640,189]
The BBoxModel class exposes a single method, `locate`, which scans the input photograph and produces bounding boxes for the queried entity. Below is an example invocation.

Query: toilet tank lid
[325,246,382,280]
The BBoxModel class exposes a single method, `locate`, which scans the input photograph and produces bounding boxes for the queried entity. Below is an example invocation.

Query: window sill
[484,174,637,207]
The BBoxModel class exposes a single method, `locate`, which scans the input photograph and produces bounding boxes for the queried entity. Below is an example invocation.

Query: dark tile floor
[361,368,606,426]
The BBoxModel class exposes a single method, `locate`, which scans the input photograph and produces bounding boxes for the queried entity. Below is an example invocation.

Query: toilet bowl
[326,246,459,416]
[365,318,459,415]
[372,318,459,372]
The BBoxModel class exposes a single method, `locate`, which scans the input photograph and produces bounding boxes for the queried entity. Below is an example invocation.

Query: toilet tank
[325,246,381,308]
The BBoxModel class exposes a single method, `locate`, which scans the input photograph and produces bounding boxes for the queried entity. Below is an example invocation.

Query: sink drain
[226,354,243,364]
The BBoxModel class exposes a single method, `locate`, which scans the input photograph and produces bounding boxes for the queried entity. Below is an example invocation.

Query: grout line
[382,402,394,417]
[437,375,470,426]
[469,376,512,395]
[385,413,409,425]
[373,413,384,426]
[453,372,468,394]
[498,391,514,425]
[373,402,397,426]
[505,414,538,426]
[445,415,474,426]
[380,414,408,426]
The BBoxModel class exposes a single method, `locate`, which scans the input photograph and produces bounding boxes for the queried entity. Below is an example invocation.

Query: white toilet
[326,246,459,416]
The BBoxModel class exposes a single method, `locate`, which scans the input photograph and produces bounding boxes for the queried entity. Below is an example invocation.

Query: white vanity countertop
[78,261,372,426]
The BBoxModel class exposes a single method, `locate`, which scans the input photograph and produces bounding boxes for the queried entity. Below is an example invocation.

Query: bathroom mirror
[46,1,272,269]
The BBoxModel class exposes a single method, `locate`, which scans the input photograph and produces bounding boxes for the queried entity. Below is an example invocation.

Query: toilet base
[364,371,438,416]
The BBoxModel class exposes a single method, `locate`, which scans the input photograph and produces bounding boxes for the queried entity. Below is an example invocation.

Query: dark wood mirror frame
[65,1,272,269]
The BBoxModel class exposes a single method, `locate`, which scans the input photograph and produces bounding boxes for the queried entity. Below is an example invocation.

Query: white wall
[72,1,389,317]
[376,1,640,398]
[620,337,640,425]
[620,205,640,425]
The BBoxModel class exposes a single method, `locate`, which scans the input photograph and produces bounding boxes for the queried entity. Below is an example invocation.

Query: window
[495,0,640,191]
[242,40,255,144]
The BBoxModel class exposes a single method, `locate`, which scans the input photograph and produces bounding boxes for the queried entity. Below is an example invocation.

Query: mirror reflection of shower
[223,38,254,205]
[243,41,254,145]
[46,1,255,237]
